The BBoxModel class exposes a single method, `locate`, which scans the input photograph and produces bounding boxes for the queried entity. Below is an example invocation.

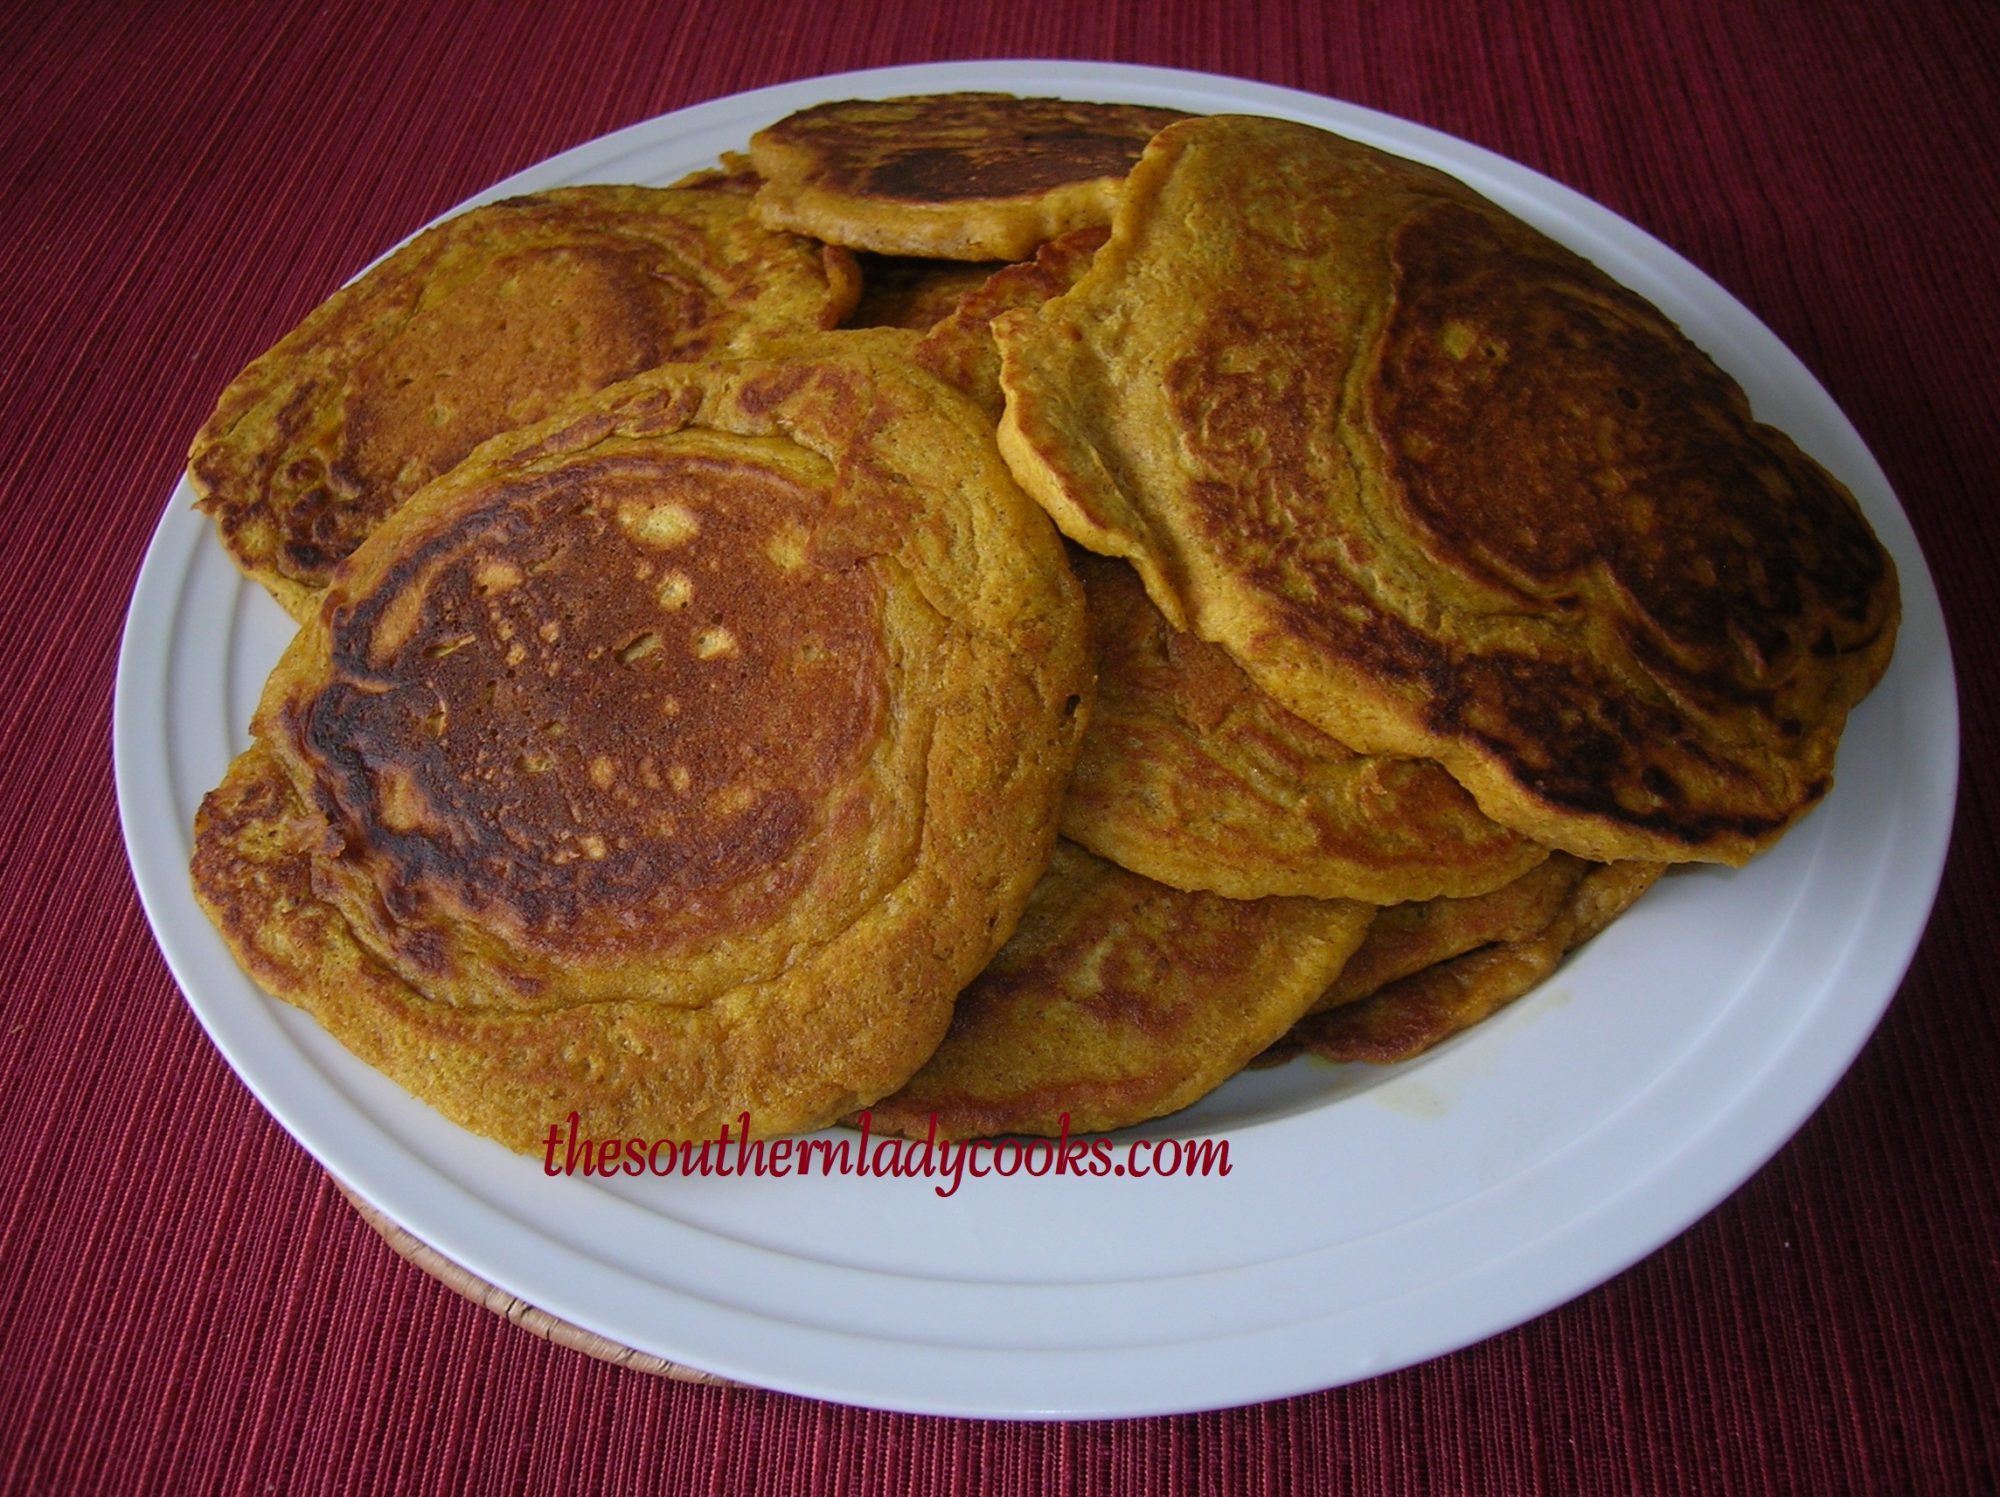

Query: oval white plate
[115,61,1957,1419]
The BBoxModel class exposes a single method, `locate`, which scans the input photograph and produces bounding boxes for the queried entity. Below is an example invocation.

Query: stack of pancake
[188,96,1898,1150]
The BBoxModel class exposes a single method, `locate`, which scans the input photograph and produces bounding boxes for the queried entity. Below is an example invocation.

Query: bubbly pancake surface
[288,429,886,1004]
[866,841,1374,1139]
[193,336,1090,1149]
[1064,551,1545,902]
[191,185,861,619]
[996,114,1899,865]
[750,94,1188,260]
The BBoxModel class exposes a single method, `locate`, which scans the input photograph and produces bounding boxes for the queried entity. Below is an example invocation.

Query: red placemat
[3,1,1996,1491]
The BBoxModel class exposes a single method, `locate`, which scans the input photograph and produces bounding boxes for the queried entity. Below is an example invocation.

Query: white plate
[115,61,1957,1419]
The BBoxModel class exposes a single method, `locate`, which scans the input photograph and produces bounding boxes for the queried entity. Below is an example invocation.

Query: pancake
[995,114,1899,866]
[1277,861,1663,1064]
[190,184,862,620]
[1312,851,1587,1010]
[866,840,1374,1139]
[846,254,1008,331]
[911,227,1108,419]
[749,94,1189,260]
[191,335,1090,1149]
[1064,551,1546,902]
[668,151,762,192]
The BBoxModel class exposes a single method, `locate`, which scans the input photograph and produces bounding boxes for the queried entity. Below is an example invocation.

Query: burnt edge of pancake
[1250,582,1845,852]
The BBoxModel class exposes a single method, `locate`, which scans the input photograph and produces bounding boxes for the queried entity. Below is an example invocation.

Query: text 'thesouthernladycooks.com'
[542,1112,1232,1199]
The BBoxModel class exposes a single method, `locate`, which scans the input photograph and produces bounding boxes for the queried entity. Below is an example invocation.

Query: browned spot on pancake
[752,95,1190,260]
[298,451,885,949]
[735,363,821,420]
[772,95,1184,199]
[1375,199,1893,690]
[861,132,1153,202]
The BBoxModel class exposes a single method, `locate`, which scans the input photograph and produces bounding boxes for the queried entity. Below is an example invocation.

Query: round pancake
[1278,861,1663,1063]
[865,840,1374,1139]
[192,335,1090,1149]
[190,185,862,620]
[995,114,1899,866]
[749,94,1189,260]
[1065,551,1546,902]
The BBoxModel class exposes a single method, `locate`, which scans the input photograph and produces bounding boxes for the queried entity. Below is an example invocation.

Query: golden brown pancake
[845,255,1009,331]
[1311,853,1586,1010]
[911,227,1108,419]
[192,335,1090,1150]
[996,114,1899,866]
[866,841,1373,1139]
[1065,551,1546,902]
[749,94,1188,260]
[668,152,762,192]
[190,185,862,620]
[1281,861,1663,1063]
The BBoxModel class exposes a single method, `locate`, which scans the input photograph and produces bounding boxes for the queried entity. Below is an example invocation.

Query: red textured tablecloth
[4,1,1995,1490]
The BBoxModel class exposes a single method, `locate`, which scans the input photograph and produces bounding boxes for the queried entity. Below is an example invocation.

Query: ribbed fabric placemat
[3,1,1996,1491]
